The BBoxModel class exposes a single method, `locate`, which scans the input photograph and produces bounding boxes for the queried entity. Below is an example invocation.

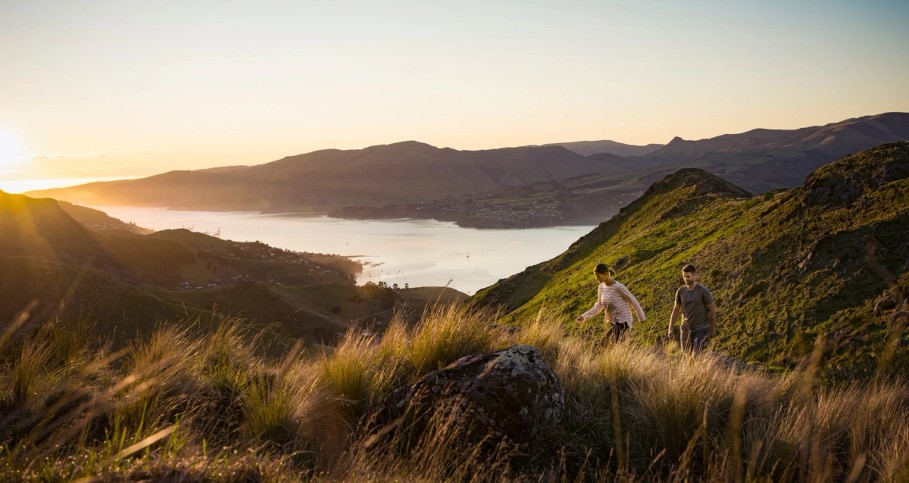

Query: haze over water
[91,206,595,295]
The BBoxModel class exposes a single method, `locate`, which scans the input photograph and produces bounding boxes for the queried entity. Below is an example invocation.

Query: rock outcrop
[367,344,563,454]
[800,141,909,207]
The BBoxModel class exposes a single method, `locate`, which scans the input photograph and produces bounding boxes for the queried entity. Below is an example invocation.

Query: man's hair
[595,263,615,276]
[682,264,697,273]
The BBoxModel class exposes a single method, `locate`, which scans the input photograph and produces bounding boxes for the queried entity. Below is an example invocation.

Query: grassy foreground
[1,306,907,482]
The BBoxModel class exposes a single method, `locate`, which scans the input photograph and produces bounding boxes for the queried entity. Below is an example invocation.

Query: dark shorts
[680,325,708,352]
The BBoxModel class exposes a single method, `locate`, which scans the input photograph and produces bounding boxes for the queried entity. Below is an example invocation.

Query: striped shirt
[579,281,647,327]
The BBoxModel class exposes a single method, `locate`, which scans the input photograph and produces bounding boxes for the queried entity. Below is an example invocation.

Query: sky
[1,0,908,191]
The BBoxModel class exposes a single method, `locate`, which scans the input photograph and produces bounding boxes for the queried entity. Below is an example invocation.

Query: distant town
[331,190,642,228]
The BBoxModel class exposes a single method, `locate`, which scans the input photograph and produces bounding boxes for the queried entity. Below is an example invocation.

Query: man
[667,264,716,352]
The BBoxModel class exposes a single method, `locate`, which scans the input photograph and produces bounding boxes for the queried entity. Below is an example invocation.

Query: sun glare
[0,129,29,173]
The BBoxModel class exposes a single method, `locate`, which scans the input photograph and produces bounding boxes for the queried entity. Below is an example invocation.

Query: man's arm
[667,302,681,336]
[707,301,717,337]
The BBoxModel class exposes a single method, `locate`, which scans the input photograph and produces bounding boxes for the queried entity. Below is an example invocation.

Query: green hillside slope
[0,256,196,339]
[471,142,909,380]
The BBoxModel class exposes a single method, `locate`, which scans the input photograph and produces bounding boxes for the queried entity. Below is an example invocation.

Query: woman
[575,263,646,343]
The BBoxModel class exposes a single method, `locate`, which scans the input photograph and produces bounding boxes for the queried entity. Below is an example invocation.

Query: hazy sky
[1,0,908,189]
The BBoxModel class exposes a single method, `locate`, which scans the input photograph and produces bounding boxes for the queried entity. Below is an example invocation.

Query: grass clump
[405,303,498,374]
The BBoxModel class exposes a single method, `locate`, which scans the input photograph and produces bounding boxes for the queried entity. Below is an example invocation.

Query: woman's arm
[620,284,646,321]
[576,286,605,322]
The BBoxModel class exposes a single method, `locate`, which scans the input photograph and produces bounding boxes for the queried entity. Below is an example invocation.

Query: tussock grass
[405,303,498,374]
[513,307,564,364]
[317,331,375,411]
[11,338,56,406]
[1,305,907,481]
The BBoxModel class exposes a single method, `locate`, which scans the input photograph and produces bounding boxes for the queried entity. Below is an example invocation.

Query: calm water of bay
[90,206,596,295]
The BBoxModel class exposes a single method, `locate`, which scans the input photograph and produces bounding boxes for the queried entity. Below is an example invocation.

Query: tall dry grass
[0,305,906,481]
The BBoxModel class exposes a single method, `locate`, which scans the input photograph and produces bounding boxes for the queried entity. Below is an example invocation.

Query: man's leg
[679,324,692,351]
[691,329,708,353]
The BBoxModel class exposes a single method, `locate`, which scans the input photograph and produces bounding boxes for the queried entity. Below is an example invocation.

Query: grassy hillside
[471,142,909,381]
[0,191,121,267]
[0,256,200,340]
[1,307,906,481]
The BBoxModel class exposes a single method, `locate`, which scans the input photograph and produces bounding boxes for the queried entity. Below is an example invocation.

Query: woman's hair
[594,263,615,276]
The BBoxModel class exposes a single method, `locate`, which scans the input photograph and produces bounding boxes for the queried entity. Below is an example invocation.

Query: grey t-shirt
[675,283,714,330]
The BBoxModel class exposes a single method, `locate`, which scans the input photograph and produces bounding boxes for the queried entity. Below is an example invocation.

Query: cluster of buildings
[409,198,563,227]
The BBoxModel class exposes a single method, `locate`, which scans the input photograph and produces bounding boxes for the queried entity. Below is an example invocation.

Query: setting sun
[0,129,28,172]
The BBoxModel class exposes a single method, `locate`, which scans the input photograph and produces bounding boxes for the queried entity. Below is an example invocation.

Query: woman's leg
[610,322,628,343]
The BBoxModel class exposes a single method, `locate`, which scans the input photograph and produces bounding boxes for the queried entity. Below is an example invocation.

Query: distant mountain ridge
[27,113,909,226]
[631,112,909,192]
[469,142,909,381]
[29,142,605,211]
[546,139,664,157]
[654,112,909,156]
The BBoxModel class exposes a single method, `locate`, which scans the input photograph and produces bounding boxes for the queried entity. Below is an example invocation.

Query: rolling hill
[469,142,909,381]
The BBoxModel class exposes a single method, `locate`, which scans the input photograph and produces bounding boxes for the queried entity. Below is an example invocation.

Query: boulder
[368,344,563,452]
